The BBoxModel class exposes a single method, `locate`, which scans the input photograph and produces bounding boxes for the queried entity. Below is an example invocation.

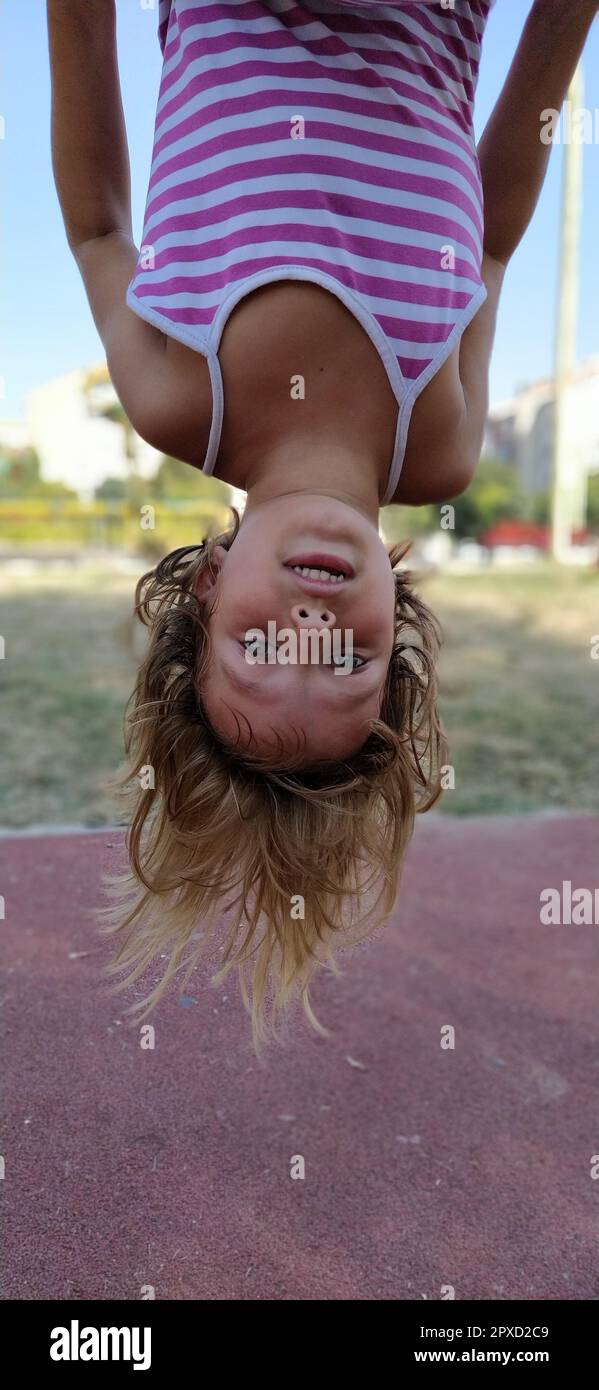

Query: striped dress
[127,0,495,502]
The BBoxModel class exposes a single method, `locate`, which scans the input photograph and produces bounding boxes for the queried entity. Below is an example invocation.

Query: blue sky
[2,0,599,420]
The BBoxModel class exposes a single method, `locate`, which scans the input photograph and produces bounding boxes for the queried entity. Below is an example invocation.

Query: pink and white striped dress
[127,0,495,502]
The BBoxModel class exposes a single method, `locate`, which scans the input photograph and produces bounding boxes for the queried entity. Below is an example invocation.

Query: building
[485,357,599,494]
[21,364,245,511]
[24,366,162,500]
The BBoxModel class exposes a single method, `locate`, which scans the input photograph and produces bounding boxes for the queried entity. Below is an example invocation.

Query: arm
[48,0,131,249]
[457,0,598,482]
[478,0,598,267]
[47,0,210,462]
[387,0,597,506]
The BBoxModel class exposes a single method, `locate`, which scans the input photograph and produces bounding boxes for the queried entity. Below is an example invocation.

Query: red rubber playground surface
[2,813,598,1301]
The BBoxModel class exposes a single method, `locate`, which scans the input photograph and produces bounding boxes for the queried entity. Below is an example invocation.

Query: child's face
[199,497,396,762]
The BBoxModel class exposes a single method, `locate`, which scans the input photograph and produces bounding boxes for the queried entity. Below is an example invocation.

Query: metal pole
[551,65,585,561]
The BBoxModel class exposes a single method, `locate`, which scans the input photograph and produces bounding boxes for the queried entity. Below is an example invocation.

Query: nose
[290,602,336,629]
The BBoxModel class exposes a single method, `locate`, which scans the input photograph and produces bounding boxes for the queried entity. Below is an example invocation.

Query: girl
[48,0,597,1039]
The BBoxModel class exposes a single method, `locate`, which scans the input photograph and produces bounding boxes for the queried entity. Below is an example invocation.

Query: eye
[332,652,367,671]
[240,637,275,660]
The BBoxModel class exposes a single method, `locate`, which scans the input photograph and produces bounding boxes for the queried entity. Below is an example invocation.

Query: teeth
[291,565,345,582]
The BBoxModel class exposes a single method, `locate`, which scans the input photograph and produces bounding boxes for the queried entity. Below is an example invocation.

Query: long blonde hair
[101,511,447,1044]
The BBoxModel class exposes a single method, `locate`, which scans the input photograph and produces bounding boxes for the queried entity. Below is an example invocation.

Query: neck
[241,432,385,523]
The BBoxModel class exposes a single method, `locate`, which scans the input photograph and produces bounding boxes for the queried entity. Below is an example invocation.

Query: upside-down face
[198,495,397,763]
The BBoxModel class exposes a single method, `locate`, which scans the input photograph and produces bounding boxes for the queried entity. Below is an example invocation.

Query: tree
[380,502,437,545]
[148,455,232,505]
[586,473,599,531]
[94,476,128,500]
[0,447,76,498]
[452,459,525,539]
[382,460,526,544]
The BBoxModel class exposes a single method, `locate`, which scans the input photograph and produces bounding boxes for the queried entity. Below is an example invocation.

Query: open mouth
[284,552,355,584]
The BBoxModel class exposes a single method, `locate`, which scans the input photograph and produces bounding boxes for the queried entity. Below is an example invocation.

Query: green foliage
[148,455,232,505]
[94,454,235,511]
[587,473,599,530]
[0,447,76,499]
[451,459,525,539]
[381,460,526,543]
[94,476,128,501]
[380,502,437,544]
[530,490,550,525]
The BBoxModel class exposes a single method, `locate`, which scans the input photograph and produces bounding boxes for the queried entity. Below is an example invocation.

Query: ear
[194,543,227,601]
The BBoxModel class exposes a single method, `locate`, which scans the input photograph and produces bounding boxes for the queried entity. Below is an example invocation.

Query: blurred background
[1,0,598,828]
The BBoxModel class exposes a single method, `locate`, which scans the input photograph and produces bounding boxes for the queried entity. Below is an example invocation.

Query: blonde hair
[101,511,447,1043]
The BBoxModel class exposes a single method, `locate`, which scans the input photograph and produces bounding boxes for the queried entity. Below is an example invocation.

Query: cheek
[216,573,276,626]
[359,599,395,647]
[200,671,244,744]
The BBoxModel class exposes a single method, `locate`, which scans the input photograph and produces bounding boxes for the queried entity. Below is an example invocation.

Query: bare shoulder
[385,345,468,506]
[74,230,212,467]
[386,253,507,507]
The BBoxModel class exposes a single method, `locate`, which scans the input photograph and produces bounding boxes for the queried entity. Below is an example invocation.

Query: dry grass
[0,558,597,826]
[0,561,141,827]
[424,563,599,814]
